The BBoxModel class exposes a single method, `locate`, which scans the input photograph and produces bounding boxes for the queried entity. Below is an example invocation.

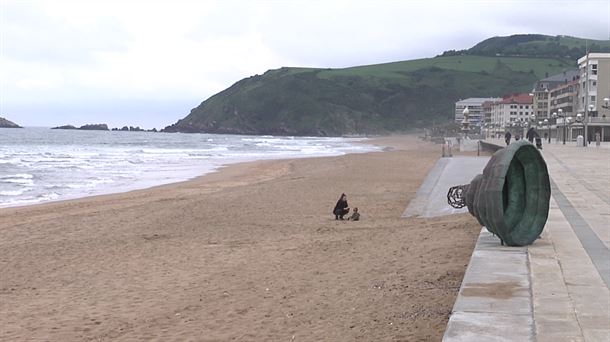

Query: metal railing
[588,117,610,124]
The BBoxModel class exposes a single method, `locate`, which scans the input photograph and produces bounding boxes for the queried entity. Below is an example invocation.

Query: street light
[558,108,565,145]
[552,112,558,144]
[461,107,470,138]
[603,97,609,109]
[584,104,594,146]
[543,118,550,143]
[583,102,595,147]
[567,116,574,142]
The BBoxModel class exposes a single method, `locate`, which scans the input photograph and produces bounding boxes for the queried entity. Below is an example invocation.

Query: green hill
[442,34,610,60]
[163,34,593,136]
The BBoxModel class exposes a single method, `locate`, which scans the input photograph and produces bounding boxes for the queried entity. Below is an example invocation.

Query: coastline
[0,129,377,210]
[0,134,480,341]
[0,131,379,209]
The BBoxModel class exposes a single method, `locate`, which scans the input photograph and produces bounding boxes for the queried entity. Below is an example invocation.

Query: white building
[575,53,610,142]
[455,97,502,127]
[489,93,534,137]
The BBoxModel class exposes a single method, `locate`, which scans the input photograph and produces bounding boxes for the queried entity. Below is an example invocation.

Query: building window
[591,96,596,102]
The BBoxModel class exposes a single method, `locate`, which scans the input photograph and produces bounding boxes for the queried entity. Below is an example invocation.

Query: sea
[0,127,379,208]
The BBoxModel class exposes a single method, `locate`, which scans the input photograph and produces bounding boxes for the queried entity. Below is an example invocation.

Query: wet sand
[0,135,480,341]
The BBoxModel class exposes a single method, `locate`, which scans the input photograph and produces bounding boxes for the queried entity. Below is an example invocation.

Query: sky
[1,0,609,129]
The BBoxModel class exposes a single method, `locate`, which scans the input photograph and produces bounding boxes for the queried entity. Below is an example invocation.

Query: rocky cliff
[0,117,22,128]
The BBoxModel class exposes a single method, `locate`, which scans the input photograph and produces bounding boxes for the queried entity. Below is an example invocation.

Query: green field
[317,55,573,80]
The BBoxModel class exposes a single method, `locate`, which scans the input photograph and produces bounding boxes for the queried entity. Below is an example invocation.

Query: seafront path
[442,139,610,341]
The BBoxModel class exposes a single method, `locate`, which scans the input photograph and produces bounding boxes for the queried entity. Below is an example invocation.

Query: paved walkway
[402,156,490,218]
[443,140,610,341]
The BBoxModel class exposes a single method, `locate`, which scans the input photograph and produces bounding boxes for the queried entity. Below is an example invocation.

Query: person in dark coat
[504,131,512,146]
[333,193,350,220]
[526,127,535,143]
[528,129,542,149]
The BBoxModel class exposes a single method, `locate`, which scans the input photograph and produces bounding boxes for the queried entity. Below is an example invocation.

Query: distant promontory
[51,123,158,132]
[52,124,109,131]
[0,117,22,128]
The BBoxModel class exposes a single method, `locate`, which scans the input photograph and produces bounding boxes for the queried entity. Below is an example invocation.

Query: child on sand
[348,207,360,221]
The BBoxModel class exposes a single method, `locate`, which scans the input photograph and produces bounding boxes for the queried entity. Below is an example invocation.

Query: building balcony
[557,117,610,125]
[588,117,610,124]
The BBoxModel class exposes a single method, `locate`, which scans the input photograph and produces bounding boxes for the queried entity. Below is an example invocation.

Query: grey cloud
[2,2,132,65]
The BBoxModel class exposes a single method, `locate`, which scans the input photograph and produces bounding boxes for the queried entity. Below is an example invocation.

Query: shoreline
[0,135,381,210]
[0,134,480,341]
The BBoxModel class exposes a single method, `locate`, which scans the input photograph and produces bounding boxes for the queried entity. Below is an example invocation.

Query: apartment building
[532,70,579,119]
[549,80,578,118]
[454,97,501,127]
[489,93,534,137]
[577,53,610,141]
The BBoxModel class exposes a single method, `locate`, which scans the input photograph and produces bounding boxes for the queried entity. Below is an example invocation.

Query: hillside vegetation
[164,34,595,136]
[442,34,610,60]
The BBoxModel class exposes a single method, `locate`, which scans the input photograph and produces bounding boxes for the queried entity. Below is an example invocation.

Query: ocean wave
[86,178,115,187]
[0,175,35,187]
[0,158,22,165]
[0,173,33,179]
[0,191,58,206]
[0,130,378,208]
[0,189,31,196]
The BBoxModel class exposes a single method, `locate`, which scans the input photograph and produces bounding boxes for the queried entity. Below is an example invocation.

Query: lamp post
[461,107,470,139]
[552,112,558,144]
[584,104,594,146]
[584,103,590,147]
[603,97,609,110]
[571,113,587,147]
[544,118,550,143]
[558,108,565,144]
[567,116,573,142]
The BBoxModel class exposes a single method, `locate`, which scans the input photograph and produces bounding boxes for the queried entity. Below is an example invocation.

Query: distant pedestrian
[515,135,520,141]
[333,193,350,220]
[595,132,601,147]
[504,131,512,146]
[526,127,535,143]
[535,136,543,149]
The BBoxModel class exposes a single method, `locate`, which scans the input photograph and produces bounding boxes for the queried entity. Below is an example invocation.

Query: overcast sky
[1,0,609,128]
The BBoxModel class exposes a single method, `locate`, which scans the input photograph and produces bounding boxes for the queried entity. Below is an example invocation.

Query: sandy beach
[0,135,480,341]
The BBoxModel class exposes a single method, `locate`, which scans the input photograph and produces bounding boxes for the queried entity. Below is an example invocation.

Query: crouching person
[333,193,350,220]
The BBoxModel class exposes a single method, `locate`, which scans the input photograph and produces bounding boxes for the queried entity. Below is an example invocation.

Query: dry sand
[0,135,480,341]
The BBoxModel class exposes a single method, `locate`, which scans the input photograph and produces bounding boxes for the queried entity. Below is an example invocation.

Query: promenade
[443,140,610,341]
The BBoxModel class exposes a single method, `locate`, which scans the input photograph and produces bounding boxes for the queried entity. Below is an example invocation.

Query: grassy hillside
[443,34,610,60]
[163,34,605,136]
[163,53,573,136]
[318,55,570,80]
